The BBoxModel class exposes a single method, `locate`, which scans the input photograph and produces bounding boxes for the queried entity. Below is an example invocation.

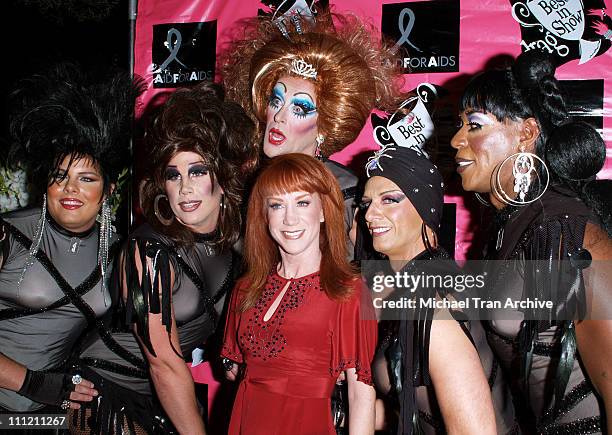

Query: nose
[364,201,380,224]
[273,104,288,124]
[62,176,78,194]
[450,128,466,150]
[283,203,299,226]
[179,176,194,195]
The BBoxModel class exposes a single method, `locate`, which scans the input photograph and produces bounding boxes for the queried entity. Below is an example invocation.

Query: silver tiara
[291,58,317,79]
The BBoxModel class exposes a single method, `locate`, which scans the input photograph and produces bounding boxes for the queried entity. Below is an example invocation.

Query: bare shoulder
[584,223,612,260]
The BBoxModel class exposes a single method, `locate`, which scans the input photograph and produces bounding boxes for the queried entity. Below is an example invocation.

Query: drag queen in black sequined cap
[362,111,516,433]
[0,63,141,415]
[222,0,407,240]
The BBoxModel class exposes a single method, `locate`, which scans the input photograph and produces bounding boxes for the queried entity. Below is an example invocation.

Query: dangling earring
[18,194,47,295]
[98,199,112,307]
[513,152,534,201]
[493,151,550,206]
[315,135,324,160]
[154,194,174,226]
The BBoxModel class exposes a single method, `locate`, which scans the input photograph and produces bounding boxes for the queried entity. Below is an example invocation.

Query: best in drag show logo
[511,0,611,65]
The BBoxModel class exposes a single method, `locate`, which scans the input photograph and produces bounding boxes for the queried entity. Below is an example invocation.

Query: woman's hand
[67,377,98,409]
[2,354,98,410]
[225,362,239,381]
[17,369,98,410]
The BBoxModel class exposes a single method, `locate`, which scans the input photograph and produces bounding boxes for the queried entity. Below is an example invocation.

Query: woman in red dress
[222,153,377,434]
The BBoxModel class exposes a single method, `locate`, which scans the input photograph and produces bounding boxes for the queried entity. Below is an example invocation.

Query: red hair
[240,154,357,310]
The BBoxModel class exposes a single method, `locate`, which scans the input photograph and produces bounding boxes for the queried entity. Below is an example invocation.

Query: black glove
[17,369,71,406]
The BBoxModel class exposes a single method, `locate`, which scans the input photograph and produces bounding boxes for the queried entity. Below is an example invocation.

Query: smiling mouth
[456,159,475,174]
[179,201,201,212]
[59,198,83,210]
[268,128,286,146]
[281,230,304,239]
[369,227,391,237]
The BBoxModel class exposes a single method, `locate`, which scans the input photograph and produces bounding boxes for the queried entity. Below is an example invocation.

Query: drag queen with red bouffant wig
[222,2,406,242]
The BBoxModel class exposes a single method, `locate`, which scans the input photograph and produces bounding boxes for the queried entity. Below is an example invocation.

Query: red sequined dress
[221,271,377,435]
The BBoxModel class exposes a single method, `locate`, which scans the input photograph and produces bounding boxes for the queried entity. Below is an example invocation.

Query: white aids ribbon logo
[512,0,601,64]
[153,28,188,73]
[392,7,422,53]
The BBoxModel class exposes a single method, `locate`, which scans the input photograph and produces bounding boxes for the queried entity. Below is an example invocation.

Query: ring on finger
[71,374,82,385]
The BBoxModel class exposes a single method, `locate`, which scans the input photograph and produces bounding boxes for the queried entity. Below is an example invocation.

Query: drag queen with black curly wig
[0,64,141,415]
[71,82,257,435]
[451,51,612,434]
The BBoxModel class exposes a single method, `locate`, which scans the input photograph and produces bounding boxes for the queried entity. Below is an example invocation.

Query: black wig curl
[547,121,612,236]
[459,50,568,158]
[9,63,144,196]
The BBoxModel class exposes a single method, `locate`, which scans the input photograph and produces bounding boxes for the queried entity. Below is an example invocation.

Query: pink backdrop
[135,0,612,261]
[133,0,611,420]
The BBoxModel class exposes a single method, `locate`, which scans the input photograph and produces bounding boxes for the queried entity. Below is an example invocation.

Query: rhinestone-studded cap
[366,146,444,231]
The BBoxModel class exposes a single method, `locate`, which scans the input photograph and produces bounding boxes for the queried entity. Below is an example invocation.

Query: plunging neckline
[261,270,320,323]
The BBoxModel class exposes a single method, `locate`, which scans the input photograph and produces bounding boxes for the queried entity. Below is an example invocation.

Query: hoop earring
[474,192,492,207]
[493,152,550,206]
[154,194,174,226]
[315,135,324,160]
[218,194,227,238]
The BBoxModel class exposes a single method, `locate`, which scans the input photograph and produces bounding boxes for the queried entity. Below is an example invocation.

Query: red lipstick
[59,198,83,210]
[268,128,286,146]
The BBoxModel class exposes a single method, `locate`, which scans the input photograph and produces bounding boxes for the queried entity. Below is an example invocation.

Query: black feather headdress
[9,63,144,191]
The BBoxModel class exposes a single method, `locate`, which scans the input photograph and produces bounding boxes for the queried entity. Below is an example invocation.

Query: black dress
[74,223,241,434]
[372,249,517,434]
[484,186,604,434]
[0,208,114,412]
